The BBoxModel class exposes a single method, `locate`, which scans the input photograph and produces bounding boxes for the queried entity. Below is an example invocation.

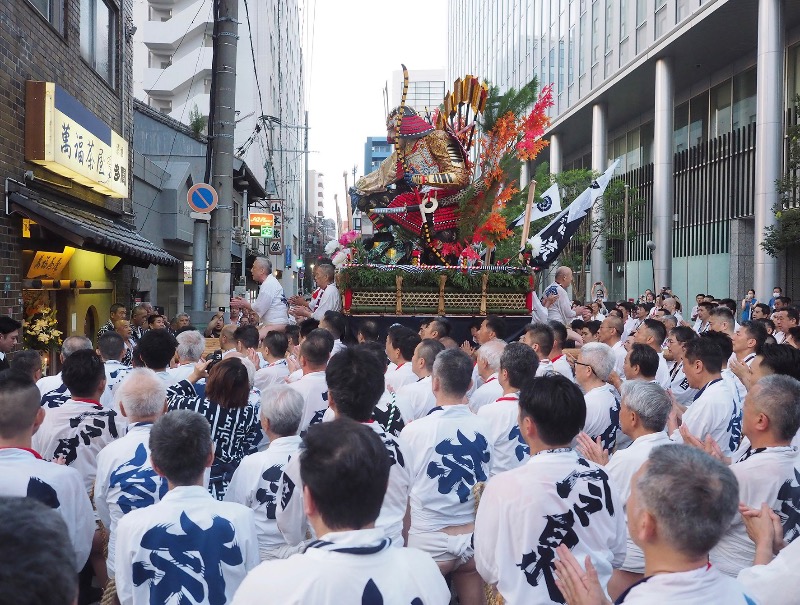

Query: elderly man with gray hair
[288,262,341,323]
[168,330,207,384]
[574,342,620,451]
[231,256,289,335]
[225,385,305,561]
[577,380,674,598]
[94,369,169,592]
[36,335,93,401]
[555,445,756,604]
[468,339,507,413]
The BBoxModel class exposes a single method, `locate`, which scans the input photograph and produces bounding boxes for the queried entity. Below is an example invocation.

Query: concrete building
[364,137,393,175]
[448,0,800,304]
[0,0,176,361]
[132,0,305,296]
[307,169,325,218]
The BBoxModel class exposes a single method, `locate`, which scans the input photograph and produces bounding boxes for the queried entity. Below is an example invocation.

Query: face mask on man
[774,291,781,297]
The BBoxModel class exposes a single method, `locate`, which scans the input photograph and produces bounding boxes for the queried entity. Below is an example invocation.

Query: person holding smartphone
[741,289,757,321]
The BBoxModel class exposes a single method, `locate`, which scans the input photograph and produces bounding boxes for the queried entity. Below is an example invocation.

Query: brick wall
[0,0,134,319]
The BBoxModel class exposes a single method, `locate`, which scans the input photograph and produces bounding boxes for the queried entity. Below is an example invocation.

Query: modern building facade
[132,0,306,297]
[390,68,447,112]
[0,0,176,359]
[364,137,393,175]
[448,0,800,304]
[307,169,325,218]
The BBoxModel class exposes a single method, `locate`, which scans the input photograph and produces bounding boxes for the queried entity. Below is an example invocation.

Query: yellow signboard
[25,81,129,198]
[26,247,76,279]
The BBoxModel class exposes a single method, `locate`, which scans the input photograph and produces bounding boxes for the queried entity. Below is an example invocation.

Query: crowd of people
[0,260,799,604]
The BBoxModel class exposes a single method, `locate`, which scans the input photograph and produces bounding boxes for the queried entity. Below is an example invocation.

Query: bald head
[220,324,237,350]
[555,266,572,283]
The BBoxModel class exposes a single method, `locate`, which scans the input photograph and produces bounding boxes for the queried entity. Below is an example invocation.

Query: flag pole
[518,179,537,261]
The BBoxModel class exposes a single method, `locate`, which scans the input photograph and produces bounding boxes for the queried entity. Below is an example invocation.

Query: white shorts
[407,530,474,564]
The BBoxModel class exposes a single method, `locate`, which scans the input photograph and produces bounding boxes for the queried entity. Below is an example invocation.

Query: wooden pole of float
[518,179,537,262]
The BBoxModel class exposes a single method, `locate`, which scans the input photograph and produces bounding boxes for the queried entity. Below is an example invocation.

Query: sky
[303,0,448,220]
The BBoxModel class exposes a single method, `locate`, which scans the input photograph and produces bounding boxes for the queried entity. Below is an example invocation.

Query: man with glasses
[574,343,620,452]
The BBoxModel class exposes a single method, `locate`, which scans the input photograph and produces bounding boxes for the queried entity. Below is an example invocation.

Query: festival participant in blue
[400,348,492,605]
[277,346,412,548]
[233,419,449,604]
[225,385,304,561]
[114,410,259,605]
[670,336,742,457]
[167,357,261,500]
[553,446,757,604]
[478,342,538,476]
[474,374,626,604]
[0,373,93,573]
[576,381,674,599]
[94,369,169,590]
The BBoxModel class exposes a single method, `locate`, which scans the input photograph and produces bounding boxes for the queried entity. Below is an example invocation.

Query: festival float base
[339,264,534,316]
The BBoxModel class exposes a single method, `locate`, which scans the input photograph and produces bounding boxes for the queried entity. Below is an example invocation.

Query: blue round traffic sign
[187,183,218,213]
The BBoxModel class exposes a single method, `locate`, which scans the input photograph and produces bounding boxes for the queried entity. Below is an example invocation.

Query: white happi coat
[617,564,756,604]
[101,360,131,412]
[253,359,289,391]
[582,383,621,451]
[669,361,697,407]
[394,375,435,423]
[32,398,124,494]
[230,528,450,605]
[468,374,503,413]
[710,445,800,577]
[654,353,671,390]
[611,341,627,377]
[400,405,492,533]
[738,534,800,605]
[672,378,742,457]
[277,421,411,546]
[224,435,303,560]
[385,362,417,393]
[115,485,259,605]
[605,431,674,572]
[474,449,626,605]
[287,371,329,433]
[0,447,94,571]
[94,422,168,577]
[477,391,529,476]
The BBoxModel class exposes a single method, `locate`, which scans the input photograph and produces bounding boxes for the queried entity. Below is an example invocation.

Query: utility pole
[302,110,309,294]
[208,0,238,313]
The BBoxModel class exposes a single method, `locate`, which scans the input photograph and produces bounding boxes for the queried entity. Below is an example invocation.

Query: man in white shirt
[319,310,348,356]
[225,385,305,561]
[469,339,506,412]
[478,343,539,476]
[598,316,627,376]
[400,348,492,605]
[36,330,94,398]
[521,323,557,376]
[474,374,626,604]
[662,296,683,323]
[233,419,449,604]
[115,410,259,605]
[288,262,341,323]
[574,342,620,451]
[288,328,333,433]
[773,307,799,345]
[632,318,670,389]
[621,343,659,383]
[0,373,94,573]
[97,333,131,412]
[385,325,421,393]
[666,327,699,406]
[0,315,21,372]
[253,331,290,391]
[732,321,767,372]
[617,302,638,342]
[576,381,674,599]
[693,301,714,334]
[94,369,169,585]
[278,347,412,548]
[231,256,288,334]
[707,375,800,577]
[554,445,755,605]
[548,320,575,380]
[670,337,742,457]
[419,316,452,341]
[167,330,205,384]
[32,349,124,495]
[131,328,180,387]
[546,266,585,325]
[395,338,445,422]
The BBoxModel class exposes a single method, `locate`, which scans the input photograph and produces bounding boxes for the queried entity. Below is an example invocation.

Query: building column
[653,57,674,293]
[550,132,563,175]
[754,0,784,297]
[590,104,607,300]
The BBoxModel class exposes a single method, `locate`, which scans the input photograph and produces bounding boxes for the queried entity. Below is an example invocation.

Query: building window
[579,11,587,75]
[604,0,613,54]
[711,80,732,138]
[568,25,575,85]
[636,0,647,26]
[654,0,667,38]
[80,0,117,87]
[26,0,65,31]
[619,0,627,39]
[676,0,689,22]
